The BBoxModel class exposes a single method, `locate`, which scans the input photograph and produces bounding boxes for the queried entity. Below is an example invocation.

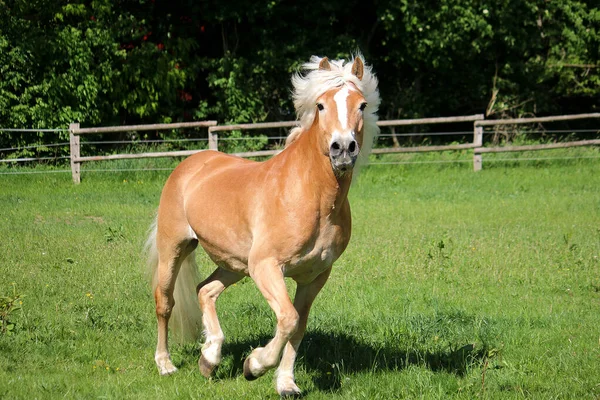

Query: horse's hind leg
[154,237,197,375]
[197,267,243,377]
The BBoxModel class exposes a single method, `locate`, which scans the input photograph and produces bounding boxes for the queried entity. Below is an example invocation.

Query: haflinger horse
[146,54,380,396]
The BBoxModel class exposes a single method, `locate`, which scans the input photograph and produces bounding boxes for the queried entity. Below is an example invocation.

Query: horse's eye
[317,103,324,111]
[359,102,368,112]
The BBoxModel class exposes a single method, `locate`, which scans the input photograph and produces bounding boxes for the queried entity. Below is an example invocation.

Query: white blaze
[333,86,350,130]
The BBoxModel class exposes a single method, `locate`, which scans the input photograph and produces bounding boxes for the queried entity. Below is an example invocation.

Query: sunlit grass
[1,154,599,398]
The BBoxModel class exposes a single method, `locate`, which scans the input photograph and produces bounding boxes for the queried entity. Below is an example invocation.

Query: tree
[0,0,598,156]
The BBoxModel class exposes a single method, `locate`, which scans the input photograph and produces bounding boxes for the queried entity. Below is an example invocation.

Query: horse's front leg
[243,258,299,382]
[276,268,332,396]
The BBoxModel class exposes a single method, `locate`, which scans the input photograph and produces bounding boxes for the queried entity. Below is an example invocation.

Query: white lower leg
[201,332,224,366]
[276,370,300,396]
[275,341,301,395]
[155,351,177,375]
[246,347,268,376]
[246,331,289,377]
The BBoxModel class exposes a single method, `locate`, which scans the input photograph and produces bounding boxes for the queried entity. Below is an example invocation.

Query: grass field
[1,151,599,399]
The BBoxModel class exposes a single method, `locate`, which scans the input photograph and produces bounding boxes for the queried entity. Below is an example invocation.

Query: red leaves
[177,90,192,102]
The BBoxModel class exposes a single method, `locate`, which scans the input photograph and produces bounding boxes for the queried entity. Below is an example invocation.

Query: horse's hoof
[277,375,302,397]
[278,386,302,398]
[243,357,259,381]
[157,362,178,376]
[198,355,216,378]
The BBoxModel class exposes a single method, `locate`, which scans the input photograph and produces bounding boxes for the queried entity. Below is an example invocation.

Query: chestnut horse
[146,55,379,396]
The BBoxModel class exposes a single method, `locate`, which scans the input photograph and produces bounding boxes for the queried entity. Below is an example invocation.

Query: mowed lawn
[0,155,599,399]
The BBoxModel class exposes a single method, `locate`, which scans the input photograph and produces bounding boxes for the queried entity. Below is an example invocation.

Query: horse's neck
[283,127,353,213]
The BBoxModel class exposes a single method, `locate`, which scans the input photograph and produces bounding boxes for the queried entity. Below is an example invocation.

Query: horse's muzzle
[329,137,359,174]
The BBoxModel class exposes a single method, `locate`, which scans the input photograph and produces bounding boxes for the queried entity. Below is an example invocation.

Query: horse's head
[314,57,367,176]
[288,55,380,177]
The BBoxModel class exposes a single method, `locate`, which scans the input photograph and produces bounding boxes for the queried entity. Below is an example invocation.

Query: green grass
[1,151,599,399]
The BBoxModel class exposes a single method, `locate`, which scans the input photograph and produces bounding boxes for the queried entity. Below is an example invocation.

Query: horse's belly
[197,238,250,275]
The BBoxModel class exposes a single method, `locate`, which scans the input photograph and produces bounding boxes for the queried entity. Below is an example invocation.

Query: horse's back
[167,150,255,189]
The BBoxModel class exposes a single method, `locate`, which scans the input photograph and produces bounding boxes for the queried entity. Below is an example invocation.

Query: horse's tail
[145,217,203,343]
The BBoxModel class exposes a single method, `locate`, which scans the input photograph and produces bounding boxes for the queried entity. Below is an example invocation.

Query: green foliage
[0,284,24,335]
[206,57,269,124]
[0,0,598,158]
[374,0,600,119]
[104,225,125,243]
[218,130,269,154]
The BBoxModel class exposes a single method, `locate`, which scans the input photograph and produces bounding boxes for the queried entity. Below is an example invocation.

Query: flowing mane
[286,54,381,167]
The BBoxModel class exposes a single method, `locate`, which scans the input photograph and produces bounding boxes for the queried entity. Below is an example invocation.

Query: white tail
[145,218,203,342]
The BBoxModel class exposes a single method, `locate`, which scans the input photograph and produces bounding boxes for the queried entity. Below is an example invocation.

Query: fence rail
[476,139,600,153]
[472,112,600,171]
[75,121,218,134]
[2,113,599,182]
[68,121,218,183]
[378,114,484,126]
[372,143,477,154]
[474,113,600,126]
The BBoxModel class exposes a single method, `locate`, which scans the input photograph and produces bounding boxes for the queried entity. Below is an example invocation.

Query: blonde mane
[286,54,381,168]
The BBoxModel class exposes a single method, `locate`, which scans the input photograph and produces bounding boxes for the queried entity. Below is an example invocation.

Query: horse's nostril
[330,139,358,158]
[348,141,357,154]
[330,142,342,156]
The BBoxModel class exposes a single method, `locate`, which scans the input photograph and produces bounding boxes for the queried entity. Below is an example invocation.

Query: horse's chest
[283,223,348,283]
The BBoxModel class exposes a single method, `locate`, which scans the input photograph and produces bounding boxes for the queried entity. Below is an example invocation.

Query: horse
[145,54,380,396]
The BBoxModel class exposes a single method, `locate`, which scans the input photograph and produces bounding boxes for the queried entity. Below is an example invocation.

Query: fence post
[69,123,81,184]
[473,123,483,172]
[208,126,218,151]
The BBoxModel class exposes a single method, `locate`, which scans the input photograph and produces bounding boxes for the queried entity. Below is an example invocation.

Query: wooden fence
[69,121,217,183]
[67,112,600,183]
[473,112,600,171]
[373,114,484,157]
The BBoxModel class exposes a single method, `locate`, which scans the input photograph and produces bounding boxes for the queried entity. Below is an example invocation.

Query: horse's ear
[319,57,331,71]
[351,57,364,80]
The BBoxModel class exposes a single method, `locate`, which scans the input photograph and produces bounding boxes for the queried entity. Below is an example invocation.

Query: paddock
[0,156,599,398]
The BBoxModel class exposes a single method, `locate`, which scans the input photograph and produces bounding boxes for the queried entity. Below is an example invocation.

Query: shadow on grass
[180,329,490,393]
